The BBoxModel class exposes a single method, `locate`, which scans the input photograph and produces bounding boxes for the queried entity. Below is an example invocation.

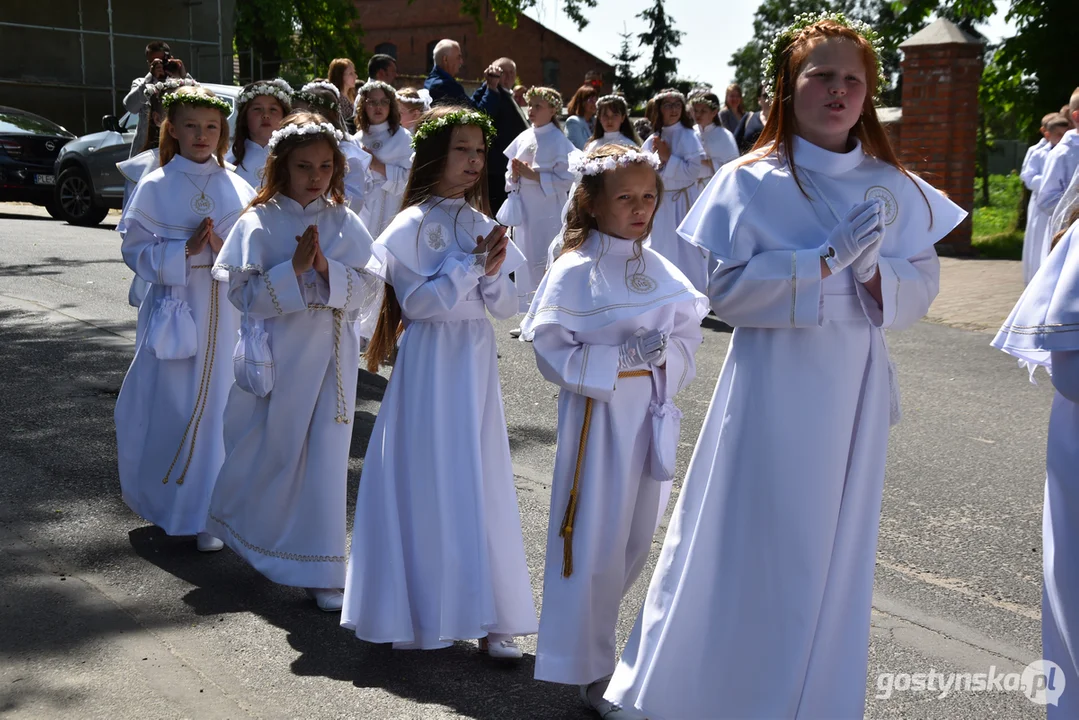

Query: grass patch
[971,174,1024,259]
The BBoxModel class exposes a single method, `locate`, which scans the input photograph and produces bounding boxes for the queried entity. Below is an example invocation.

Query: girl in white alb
[498,87,576,314]
[584,95,641,152]
[994,206,1079,720]
[355,81,413,237]
[342,108,537,659]
[114,86,255,552]
[689,89,739,192]
[206,114,377,612]
[225,78,292,190]
[605,17,966,720]
[524,145,706,720]
[641,89,708,292]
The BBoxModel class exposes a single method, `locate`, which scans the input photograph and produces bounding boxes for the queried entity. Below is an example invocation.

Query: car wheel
[45,197,62,219]
[56,167,109,226]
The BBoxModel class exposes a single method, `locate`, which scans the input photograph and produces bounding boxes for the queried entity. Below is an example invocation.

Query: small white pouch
[232,287,274,397]
[648,399,683,482]
[145,291,197,360]
[496,188,524,226]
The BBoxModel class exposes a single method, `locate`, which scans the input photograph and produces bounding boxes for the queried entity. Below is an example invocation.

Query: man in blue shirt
[424,40,470,106]
[471,57,528,213]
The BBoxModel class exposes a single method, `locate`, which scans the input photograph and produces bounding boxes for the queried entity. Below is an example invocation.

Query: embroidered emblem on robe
[865,186,898,225]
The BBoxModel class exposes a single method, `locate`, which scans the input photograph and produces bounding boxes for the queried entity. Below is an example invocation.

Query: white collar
[273,193,329,216]
[169,154,223,176]
[533,122,558,136]
[790,135,866,176]
[367,121,390,134]
[589,230,643,256]
[698,123,716,136]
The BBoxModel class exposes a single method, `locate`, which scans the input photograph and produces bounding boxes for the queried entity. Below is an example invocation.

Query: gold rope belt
[162,265,218,485]
[559,368,652,577]
[307,305,351,425]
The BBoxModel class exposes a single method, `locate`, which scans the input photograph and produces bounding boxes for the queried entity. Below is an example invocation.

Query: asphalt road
[0,204,1055,719]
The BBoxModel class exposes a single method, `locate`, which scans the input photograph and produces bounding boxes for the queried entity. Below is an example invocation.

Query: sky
[524,0,1017,89]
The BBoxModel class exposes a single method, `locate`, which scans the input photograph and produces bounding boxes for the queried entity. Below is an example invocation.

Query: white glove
[618,329,667,370]
[850,211,885,283]
[819,200,881,275]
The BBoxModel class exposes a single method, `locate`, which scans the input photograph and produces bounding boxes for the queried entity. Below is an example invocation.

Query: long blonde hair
[158,86,230,167]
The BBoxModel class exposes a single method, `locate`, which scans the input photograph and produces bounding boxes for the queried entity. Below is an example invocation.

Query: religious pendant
[191,192,215,216]
[371,140,383,151]
[627,272,657,294]
[865,185,899,225]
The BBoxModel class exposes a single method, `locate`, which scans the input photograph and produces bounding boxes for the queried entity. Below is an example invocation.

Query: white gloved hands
[618,328,667,370]
[819,200,882,276]
[850,201,885,283]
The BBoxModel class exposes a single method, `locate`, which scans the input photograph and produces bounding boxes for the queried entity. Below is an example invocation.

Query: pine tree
[637,0,684,95]
[611,28,643,107]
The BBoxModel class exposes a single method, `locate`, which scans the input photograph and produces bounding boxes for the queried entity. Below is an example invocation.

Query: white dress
[695,123,738,193]
[356,122,413,237]
[114,154,256,536]
[1021,139,1051,284]
[225,139,269,190]
[642,123,708,292]
[605,137,966,719]
[584,132,638,152]
[993,221,1079,718]
[522,231,706,685]
[117,148,160,310]
[1038,131,1079,256]
[503,123,577,312]
[204,195,376,588]
[341,135,373,215]
[341,197,539,649]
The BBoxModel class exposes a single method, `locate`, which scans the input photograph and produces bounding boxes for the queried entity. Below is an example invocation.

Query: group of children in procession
[108,13,1079,719]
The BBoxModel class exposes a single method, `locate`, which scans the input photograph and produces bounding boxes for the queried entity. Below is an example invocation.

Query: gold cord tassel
[560,396,593,577]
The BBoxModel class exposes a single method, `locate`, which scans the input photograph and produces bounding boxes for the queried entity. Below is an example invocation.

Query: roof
[899,18,983,48]
[519,13,614,71]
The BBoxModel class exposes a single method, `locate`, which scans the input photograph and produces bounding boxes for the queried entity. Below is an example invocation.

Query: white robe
[341,197,539,648]
[642,123,708,293]
[356,122,412,237]
[204,195,376,588]
[521,231,706,685]
[605,137,966,719]
[1039,131,1079,255]
[695,123,739,194]
[225,139,269,190]
[503,123,576,312]
[341,135,373,215]
[114,154,256,536]
[1022,139,1052,283]
[117,149,160,310]
[993,221,1079,719]
[584,132,639,152]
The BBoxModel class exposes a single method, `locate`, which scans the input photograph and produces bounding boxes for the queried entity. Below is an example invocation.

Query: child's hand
[311,227,329,278]
[206,219,224,253]
[512,158,539,182]
[365,154,387,177]
[483,227,508,277]
[186,218,210,257]
[293,226,318,276]
[653,137,672,165]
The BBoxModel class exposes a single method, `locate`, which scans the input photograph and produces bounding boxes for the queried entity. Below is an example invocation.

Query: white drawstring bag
[232,292,274,397]
[647,399,683,482]
[145,292,197,360]
[496,188,524,226]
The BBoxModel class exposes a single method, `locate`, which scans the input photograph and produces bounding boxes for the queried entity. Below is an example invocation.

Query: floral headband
[266,122,344,153]
[762,12,886,100]
[237,79,294,110]
[292,90,339,115]
[144,77,199,101]
[410,110,496,149]
[525,86,563,112]
[652,90,686,106]
[567,148,662,179]
[301,80,340,99]
[358,80,396,100]
[688,91,719,110]
[162,91,231,115]
[397,89,432,111]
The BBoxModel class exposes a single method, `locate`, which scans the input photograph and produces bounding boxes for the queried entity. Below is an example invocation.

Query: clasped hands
[292,225,329,280]
[819,199,885,283]
[618,328,668,370]
[186,217,224,257]
[473,226,509,277]
[510,158,539,183]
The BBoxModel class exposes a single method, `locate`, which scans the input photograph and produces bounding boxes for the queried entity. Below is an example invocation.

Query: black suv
[0,106,76,217]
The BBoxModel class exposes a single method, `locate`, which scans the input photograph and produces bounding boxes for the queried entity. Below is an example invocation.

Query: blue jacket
[424,66,471,107]
[472,85,529,178]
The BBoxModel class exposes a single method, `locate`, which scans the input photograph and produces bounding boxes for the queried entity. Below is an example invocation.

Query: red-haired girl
[605,15,966,718]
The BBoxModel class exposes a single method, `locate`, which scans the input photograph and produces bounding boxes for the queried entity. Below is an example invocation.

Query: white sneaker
[306,588,344,612]
[509,327,522,339]
[196,532,224,552]
[579,683,649,719]
[481,633,522,659]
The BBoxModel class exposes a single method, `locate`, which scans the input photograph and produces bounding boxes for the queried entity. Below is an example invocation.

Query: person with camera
[471,57,528,213]
[123,41,192,157]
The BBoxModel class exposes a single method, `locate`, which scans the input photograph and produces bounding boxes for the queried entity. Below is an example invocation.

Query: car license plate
[34,174,55,185]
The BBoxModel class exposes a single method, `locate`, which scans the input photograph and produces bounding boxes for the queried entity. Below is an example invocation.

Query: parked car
[0,106,77,217]
[53,83,241,226]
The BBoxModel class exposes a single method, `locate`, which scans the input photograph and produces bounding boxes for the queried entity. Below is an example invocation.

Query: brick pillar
[898,19,983,255]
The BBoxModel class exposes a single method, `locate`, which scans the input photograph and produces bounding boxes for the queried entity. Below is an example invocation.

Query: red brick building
[353,0,612,100]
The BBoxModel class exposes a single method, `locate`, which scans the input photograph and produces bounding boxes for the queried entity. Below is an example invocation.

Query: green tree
[637,0,684,95]
[610,27,643,107]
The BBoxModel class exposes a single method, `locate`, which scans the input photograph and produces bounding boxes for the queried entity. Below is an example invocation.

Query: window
[542,59,560,89]
[374,43,397,59]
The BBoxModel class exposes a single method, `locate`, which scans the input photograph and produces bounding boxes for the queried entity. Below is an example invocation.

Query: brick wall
[353,0,612,101]
[899,42,982,254]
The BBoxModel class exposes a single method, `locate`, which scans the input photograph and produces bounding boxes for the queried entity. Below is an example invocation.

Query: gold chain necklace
[182,172,216,216]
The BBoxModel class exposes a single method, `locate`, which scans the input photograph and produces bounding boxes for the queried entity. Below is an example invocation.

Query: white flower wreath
[652,89,686,106]
[525,86,563,111]
[301,80,341,99]
[568,148,662,179]
[266,122,344,154]
[358,80,396,99]
[144,77,199,100]
[237,78,294,109]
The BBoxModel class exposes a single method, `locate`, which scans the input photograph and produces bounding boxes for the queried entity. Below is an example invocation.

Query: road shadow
[702,314,733,334]
[0,255,127,277]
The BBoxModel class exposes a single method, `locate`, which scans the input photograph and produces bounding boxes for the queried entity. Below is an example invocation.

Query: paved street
[0,203,1056,719]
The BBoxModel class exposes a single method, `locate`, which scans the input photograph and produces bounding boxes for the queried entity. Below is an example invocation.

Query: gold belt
[559,368,652,577]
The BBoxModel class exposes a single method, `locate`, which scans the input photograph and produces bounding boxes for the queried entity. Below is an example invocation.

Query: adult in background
[328,57,359,130]
[564,86,598,150]
[472,57,529,213]
[735,84,771,154]
[368,53,398,85]
[424,39,470,106]
[718,83,745,135]
[123,41,190,157]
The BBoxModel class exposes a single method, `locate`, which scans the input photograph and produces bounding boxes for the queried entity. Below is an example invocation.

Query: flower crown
[292,90,339,114]
[652,90,686,106]
[237,79,294,110]
[266,122,344,154]
[762,12,886,100]
[302,80,340,99]
[358,80,396,100]
[688,91,719,110]
[397,89,432,109]
[597,94,629,108]
[525,86,563,112]
[144,77,199,101]
[567,148,661,179]
[162,91,232,115]
[410,110,496,149]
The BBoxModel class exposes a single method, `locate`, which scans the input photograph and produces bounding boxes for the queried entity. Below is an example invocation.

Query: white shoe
[509,327,522,339]
[196,532,224,552]
[306,588,344,612]
[480,633,522,659]
[579,682,649,719]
